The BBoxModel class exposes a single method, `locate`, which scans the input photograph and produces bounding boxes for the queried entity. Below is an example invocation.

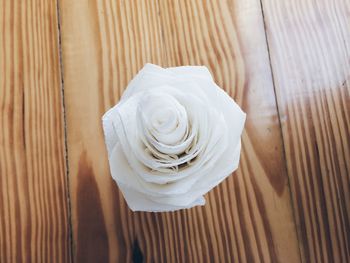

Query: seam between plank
[55,1,74,262]
[258,1,304,262]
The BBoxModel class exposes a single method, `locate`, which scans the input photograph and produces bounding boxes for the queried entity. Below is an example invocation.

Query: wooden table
[1,0,349,262]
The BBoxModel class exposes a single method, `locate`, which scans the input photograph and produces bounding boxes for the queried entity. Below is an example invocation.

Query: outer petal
[167,65,213,81]
[119,183,205,212]
[109,142,205,211]
[197,80,246,178]
[121,64,175,101]
[102,104,120,156]
[122,64,212,101]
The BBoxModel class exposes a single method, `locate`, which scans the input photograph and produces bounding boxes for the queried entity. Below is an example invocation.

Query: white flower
[102,64,246,212]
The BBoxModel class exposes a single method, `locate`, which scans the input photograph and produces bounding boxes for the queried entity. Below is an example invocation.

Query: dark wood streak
[247,159,278,262]
[242,176,265,261]
[111,183,128,262]
[76,150,109,263]
[132,239,144,263]
[233,176,255,262]
[316,148,336,262]
[11,1,23,261]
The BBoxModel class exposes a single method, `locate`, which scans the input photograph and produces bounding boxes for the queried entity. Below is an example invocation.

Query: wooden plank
[59,0,300,262]
[261,0,350,262]
[58,2,164,262]
[0,0,71,262]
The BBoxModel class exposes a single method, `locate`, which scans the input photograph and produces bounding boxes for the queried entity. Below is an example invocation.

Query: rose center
[151,108,177,133]
[138,91,189,146]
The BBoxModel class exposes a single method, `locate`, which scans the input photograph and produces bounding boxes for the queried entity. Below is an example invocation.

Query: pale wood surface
[59,0,300,262]
[262,0,350,261]
[1,0,349,262]
[0,0,71,262]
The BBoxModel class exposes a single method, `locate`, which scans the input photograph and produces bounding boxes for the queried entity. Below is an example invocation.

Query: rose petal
[109,142,206,206]
[119,182,205,212]
[167,65,213,81]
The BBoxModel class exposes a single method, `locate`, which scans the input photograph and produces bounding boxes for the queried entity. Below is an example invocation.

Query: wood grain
[59,0,300,262]
[262,0,350,262]
[0,0,71,262]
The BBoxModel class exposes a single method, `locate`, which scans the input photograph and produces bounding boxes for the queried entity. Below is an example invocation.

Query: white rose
[102,64,246,212]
